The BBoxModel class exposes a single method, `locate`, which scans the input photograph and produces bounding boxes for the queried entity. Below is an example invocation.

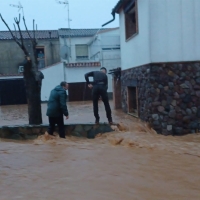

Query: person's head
[60,81,68,90]
[100,67,107,74]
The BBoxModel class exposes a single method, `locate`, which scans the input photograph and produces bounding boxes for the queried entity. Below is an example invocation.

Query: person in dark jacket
[46,81,69,138]
[85,67,112,124]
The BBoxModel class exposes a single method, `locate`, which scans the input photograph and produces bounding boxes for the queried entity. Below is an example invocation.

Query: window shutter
[76,45,88,57]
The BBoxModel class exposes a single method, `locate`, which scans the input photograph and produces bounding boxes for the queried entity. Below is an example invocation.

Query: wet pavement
[0,101,122,125]
[0,101,200,199]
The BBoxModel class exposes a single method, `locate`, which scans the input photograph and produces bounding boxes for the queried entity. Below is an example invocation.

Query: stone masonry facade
[121,62,200,135]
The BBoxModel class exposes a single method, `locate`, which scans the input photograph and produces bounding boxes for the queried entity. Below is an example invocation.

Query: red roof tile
[65,62,101,67]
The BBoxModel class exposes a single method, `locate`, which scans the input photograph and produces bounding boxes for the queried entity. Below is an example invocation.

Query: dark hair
[60,81,68,87]
[100,67,107,72]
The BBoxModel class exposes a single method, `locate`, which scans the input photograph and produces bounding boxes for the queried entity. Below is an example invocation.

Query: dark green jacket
[46,85,68,117]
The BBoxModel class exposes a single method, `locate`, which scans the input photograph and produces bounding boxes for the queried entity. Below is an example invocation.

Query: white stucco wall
[119,0,200,71]
[150,0,200,62]
[119,0,150,70]
[59,29,121,93]
[65,66,113,92]
[60,37,93,63]
[88,28,121,92]
[89,28,120,60]
[40,62,65,101]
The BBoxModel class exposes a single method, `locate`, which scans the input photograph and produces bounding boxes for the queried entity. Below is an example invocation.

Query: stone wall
[0,123,114,140]
[121,62,200,135]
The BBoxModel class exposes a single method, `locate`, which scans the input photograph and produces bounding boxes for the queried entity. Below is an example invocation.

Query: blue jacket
[46,85,68,117]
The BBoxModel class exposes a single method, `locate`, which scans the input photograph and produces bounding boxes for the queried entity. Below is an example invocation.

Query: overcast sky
[0,0,119,31]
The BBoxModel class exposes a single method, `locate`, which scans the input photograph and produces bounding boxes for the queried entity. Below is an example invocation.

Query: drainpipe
[102,11,115,27]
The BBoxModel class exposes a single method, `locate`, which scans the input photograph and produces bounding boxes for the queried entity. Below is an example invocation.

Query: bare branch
[18,13,21,23]
[13,23,17,38]
[0,13,28,54]
[14,14,29,56]
[23,16,34,44]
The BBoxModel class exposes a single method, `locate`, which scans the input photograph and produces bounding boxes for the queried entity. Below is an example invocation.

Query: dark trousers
[48,116,65,138]
[92,85,112,121]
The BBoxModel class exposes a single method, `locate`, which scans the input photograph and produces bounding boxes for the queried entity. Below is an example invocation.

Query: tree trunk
[0,14,43,125]
[24,60,42,125]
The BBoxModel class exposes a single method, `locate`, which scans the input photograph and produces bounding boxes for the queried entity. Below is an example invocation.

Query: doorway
[127,86,138,117]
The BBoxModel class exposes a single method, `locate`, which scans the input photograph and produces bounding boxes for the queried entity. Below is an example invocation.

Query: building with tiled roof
[0,30,58,40]
[0,27,120,103]
[58,28,103,38]
[0,30,60,74]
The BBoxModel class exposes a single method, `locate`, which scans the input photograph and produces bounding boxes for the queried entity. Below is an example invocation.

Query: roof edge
[112,0,127,14]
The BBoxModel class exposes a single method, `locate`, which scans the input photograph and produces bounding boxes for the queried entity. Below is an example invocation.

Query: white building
[105,0,200,135]
[41,28,121,102]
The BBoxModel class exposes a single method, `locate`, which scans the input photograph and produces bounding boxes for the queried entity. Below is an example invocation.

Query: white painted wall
[119,0,150,70]
[150,0,200,62]
[60,37,93,63]
[118,0,200,70]
[59,29,122,93]
[65,66,113,92]
[40,62,65,101]
[89,28,121,92]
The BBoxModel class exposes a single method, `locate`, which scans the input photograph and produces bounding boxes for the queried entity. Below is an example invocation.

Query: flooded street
[0,101,200,199]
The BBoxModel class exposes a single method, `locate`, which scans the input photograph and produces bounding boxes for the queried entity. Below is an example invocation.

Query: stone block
[83,125,93,132]
[152,114,159,120]
[169,110,176,118]
[10,134,23,140]
[196,91,200,97]
[152,102,161,106]
[162,129,171,136]
[196,77,200,84]
[161,100,167,107]
[153,120,160,126]
[72,131,82,137]
[164,86,169,91]
[171,100,177,107]
[74,125,83,132]
[183,116,191,123]
[191,107,197,114]
[168,70,175,76]
[162,122,167,128]
[168,82,174,88]
[167,125,173,131]
[158,106,165,112]
[174,127,183,135]
[186,108,192,115]
[180,83,190,89]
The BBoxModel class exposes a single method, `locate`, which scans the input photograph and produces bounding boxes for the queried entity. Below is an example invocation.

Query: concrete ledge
[0,123,116,140]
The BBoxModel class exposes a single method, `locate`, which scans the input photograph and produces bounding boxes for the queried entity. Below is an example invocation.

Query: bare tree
[0,14,44,125]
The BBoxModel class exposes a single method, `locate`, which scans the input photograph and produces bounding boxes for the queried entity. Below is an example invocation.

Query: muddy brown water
[0,101,200,199]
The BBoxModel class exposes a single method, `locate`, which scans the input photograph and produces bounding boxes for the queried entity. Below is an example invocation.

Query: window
[36,47,45,69]
[75,44,88,60]
[102,47,120,50]
[124,0,138,40]
[127,86,138,117]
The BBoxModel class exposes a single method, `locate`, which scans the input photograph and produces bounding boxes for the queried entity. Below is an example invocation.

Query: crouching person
[46,81,69,138]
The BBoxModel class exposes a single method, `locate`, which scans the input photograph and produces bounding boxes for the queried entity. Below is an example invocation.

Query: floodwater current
[0,101,200,199]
